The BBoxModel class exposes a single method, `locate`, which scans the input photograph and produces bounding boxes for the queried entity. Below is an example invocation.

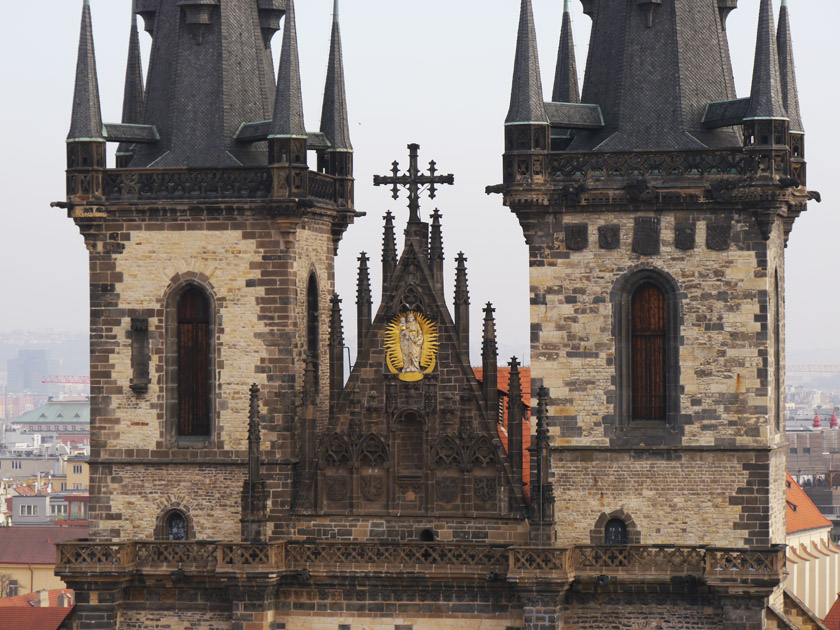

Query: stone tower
[492,0,817,627]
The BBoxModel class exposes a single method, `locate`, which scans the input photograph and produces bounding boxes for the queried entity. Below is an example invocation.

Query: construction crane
[787,366,840,374]
[41,375,91,385]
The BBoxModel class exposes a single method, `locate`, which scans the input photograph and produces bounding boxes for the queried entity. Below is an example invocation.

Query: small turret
[507,357,524,492]
[356,253,372,355]
[552,0,579,104]
[319,0,354,204]
[744,0,789,179]
[429,209,444,297]
[454,253,470,357]
[269,0,308,195]
[382,211,398,290]
[503,0,549,184]
[482,303,499,420]
[777,0,806,183]
[329,294,345,416]
[116,1,145,168]
[67,0,105,201]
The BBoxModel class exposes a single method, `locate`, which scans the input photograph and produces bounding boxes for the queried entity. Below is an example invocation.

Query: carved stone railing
[55,540,785,586]
[308,172,337,203]
[549,150,751,181]
[103,168,273,200]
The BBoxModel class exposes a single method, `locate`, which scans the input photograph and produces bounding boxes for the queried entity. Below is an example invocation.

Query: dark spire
[454,253,470,356]
[506,0,548,124]
[320,0,352,151]
[356,253,371,355]
[482,303,499,421]
[777,0,803,133]
[429,209,444,295]
[116,1,146,166]
[270,0,306,139]
[507,357,524,490]
[552,0,579,104]
[329,294,345,416]
[746,0,787,120]
[382,211,398,290]
[67,0,104,143]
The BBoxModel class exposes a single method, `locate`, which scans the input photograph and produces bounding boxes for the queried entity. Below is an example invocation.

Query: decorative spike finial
[777,0,803,133]
[116,0,146,166]
[454,253,470,356]
[745,0,787,121]
[506,0,548,124]
[67,0,104,143]
[334,0,340,23]
[482,303,499,420]
[430,209,444,295]
[507,357,524,490]
[356,253,372,353]
[552,0,580,103]
[270,0,306,139]
[320,0,352,153]
[329,294,345,416]
[382,211,398,290]
[454,253,469,306]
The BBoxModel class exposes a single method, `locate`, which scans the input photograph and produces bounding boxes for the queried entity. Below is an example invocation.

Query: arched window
[307,273,319,358]
[166,511,187,541]
[631,283,666,421]
[605,518,628,546]
[177,287,211,437]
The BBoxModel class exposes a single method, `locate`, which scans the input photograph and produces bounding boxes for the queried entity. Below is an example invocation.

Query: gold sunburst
[385,311,439,382]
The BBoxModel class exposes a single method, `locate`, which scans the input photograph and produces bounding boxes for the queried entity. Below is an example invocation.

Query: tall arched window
[307,273,319,359]
[631,283,666,421]
[177,287,211,437]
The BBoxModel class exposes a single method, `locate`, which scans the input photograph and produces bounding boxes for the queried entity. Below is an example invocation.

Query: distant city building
[11,400,90,449]
[6,350,48,395]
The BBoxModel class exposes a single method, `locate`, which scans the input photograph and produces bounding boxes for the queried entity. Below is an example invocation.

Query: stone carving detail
[436,477,459,504]
[598,225,621,250]
[549,150,748,181]
[325,476,348,502]
[674,222,696,251]
[626,179,655,203]
[360,476,384,502]
[632,217,661,256]
[323,434,350,467]
[474,477,497,503]
[565,224,589,251]
[706,222,732,251]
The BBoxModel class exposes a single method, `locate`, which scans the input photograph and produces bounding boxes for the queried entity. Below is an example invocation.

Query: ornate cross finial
[373,143,454,223]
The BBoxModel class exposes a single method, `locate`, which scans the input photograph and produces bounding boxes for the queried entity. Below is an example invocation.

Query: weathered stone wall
[119,610,233,630]
[562,594,723,629]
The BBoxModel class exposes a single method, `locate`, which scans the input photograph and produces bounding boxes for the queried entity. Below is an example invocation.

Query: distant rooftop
[16,401,89,426]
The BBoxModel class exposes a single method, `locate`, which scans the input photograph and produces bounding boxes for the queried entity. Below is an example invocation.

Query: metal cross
[373,143,454,223]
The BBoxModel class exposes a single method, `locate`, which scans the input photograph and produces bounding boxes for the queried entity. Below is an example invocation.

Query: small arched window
[605,518,628,546]
[165,511,187,541]
[307,273,319,358]
[631,283,666,421]
[177,287,211,437]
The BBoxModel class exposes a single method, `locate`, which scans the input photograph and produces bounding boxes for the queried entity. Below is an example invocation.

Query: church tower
[494,0,816,627]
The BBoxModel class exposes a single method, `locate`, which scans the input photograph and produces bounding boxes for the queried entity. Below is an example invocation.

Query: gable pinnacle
[270,0,306,138]
[454,253,469,306]
[382,211,398,289]
[67,0,104,142]
[777,0,803,132]
[320,0,352,151]
[746,0,787,120]
[552,0,579,103]
[506,0,548,124]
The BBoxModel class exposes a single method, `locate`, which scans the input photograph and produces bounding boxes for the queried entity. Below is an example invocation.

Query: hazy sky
[0,1,837,366]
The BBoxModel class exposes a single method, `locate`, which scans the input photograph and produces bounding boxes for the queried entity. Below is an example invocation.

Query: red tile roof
[0,606,73,630]
[825,595,840,630]
[787,472,832,535]
[474,367,532,500]
[0,589,73,608]
[0,526,88,565]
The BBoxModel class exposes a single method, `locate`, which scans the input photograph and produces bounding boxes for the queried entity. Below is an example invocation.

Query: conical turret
[552,0,579,104]
[746,0,787,122]
[320,0,352,153]
[116,1,146,168]
[506,0,547,124]
[778,0,805,183]
[67,0,104,144]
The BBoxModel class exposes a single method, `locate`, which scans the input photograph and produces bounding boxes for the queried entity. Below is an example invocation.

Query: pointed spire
[506,0,548,124]
[777,0,803,132]
[429,209,444,295]
[116,1,146,165]
[552,0,579,104]
[482,303,499,420]
[67,0,104,142]
[454,253,470,356]
[356,253,372,354]
[746,0,787,120]
[270,0,306,138]
[536,386,549,449]
[329,294,345,416]
[320,0,352,152]
[507,357,524,489]
[382,211,398,290]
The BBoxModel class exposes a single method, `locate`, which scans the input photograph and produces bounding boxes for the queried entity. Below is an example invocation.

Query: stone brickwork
[562,594,723,629]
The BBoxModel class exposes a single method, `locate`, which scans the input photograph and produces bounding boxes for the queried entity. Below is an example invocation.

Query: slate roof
[319,0,352,151]
[551,0,579,104]
[746,0,787,120]
[786,472,832,535]
[16,401,90,426]
[0,526,88,565]
[67,0,103,142]
[270,0,307,138]
[777,0,804,132]
[506,0,548,124]
[568,0,741,151]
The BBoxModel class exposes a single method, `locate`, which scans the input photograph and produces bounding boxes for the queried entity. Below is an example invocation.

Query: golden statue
[386,311,439,382]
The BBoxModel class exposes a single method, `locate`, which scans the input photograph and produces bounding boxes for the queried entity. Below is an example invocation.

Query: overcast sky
[0,0,836,366]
